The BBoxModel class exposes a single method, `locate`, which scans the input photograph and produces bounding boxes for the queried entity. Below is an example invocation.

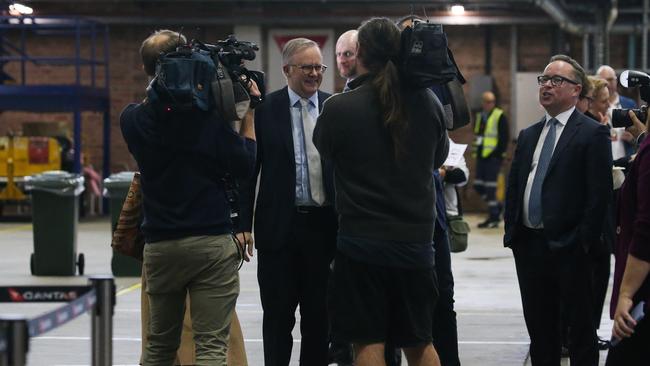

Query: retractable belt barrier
[0,276,115,366]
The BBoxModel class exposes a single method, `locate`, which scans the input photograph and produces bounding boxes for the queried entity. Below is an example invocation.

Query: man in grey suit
[504,54,613,366]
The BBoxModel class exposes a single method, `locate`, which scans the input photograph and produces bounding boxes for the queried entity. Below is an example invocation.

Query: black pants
[257,208,336,366]
[513,227,598,366]
[605,317,649,365]
[431,230,461,365]
[474,156,502,221]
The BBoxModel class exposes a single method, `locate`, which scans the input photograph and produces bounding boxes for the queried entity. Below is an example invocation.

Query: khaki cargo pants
[141,235,247,366]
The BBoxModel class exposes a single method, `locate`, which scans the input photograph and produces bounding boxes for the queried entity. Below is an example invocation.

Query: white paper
[443,142,468,167]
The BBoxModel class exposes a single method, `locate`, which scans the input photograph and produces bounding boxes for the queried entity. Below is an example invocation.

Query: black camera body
[612,70,650,128]
[612,105,647,128]
[198,35,265,102]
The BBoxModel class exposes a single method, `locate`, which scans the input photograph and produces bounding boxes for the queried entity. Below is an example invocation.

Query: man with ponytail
[314,17,449,366]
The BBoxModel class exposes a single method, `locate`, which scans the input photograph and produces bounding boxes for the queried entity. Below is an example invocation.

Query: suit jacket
[619,94,637,109]
[504,109,613,252]
[239,86,336,251]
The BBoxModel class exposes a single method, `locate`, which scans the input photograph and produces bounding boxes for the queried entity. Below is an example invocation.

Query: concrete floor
[0,215,613,365]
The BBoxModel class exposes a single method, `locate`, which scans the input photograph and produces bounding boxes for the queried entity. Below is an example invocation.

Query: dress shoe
[328,342,353,365]
[597,337,611,350]
[561,345,569,358]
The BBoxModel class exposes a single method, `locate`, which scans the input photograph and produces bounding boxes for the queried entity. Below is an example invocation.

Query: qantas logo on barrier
[7,288,78,302]
[8,288,23,301]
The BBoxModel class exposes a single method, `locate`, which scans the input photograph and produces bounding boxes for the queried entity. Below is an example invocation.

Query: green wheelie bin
[104,172,142,277]
[27,171,85,276]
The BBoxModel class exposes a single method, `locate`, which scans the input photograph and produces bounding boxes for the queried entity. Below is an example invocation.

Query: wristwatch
[636,131,647,147]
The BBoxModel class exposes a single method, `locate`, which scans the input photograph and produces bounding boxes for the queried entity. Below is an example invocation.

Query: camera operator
[606,109,650,365]
[120,29,258,365]
[314,17,449,366]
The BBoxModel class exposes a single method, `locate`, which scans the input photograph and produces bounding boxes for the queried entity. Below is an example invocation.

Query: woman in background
[606,110,650,365]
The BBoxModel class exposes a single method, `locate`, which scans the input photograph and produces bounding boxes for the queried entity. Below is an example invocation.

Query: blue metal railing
[0,15,109,88]
[0,15,111,178]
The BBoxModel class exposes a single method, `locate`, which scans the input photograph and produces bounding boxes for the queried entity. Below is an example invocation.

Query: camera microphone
[619,69,650,88]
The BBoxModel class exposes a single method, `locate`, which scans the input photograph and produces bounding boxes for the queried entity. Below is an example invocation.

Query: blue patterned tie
[528,118,559,226]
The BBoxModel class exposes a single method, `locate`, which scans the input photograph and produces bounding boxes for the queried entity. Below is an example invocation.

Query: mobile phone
[610,301,646,347]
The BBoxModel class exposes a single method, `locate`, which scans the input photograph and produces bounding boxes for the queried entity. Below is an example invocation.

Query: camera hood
[620,69,650,88]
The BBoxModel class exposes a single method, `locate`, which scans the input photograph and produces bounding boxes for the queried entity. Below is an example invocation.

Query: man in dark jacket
[121,29,258,365]
[504,54,612,366]
[238,38,337,366]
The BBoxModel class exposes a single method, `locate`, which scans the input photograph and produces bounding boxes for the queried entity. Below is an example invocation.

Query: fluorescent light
[9,3,34,16]
[451,5,465,15]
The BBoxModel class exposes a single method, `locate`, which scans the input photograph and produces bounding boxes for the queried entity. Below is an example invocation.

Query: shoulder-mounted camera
[147,35,265,122]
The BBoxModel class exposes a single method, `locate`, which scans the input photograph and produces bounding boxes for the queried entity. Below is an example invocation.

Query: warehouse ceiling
[12,0,650,33]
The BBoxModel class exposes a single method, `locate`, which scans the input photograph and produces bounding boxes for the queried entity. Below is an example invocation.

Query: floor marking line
[0,224,31,233]
[116,282,141,296]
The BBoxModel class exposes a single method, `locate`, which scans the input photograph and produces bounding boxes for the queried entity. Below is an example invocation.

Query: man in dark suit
[504,54,613,366]
[238,38,337,366]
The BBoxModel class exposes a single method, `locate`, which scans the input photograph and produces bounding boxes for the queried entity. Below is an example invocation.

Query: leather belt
[295,206,326,214]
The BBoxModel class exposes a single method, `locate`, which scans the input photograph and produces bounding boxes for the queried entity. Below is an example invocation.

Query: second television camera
[612,69,649,128]
[147,35,265,121]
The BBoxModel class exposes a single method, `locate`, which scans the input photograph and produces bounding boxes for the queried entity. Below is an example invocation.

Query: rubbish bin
[27,171,85,276]
[104,172,142,277]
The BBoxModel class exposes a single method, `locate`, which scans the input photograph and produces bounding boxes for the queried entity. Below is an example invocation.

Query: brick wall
[0,15,622,212]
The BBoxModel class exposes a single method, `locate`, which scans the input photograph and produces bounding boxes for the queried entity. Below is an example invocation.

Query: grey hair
[596,64,615,76]
[282,38,319,65]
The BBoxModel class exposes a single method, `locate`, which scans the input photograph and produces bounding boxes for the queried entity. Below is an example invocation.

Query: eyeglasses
[336,51,355,59]
[537,75,579,87]
[288,64,328,75]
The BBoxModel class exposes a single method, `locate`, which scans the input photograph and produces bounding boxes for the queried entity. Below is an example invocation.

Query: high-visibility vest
[473,107,503,158]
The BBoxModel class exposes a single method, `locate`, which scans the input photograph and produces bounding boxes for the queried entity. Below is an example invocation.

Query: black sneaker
[486,220,500,228]
[477,219,492,228]
[478,219,500,228]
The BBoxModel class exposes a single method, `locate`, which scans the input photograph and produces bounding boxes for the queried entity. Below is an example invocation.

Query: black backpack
[399,22,465,88]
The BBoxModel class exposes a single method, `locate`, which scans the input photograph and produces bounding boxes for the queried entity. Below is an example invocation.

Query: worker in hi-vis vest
[472,91,509,228]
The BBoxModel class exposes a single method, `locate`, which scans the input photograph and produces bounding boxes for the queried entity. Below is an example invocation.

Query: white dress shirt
[522,106,574,228]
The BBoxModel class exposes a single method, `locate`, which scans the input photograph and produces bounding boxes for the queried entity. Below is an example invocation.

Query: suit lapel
[316,90,334,203]
[546,110,581,174]
[317,90,328,112]
[274,87,294,156]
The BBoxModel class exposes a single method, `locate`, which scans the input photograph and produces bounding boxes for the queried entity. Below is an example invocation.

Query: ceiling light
[451,5,465,15]
[9,3,34,16]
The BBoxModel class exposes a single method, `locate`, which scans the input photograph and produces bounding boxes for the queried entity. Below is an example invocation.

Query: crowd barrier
[0,275,115,366]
